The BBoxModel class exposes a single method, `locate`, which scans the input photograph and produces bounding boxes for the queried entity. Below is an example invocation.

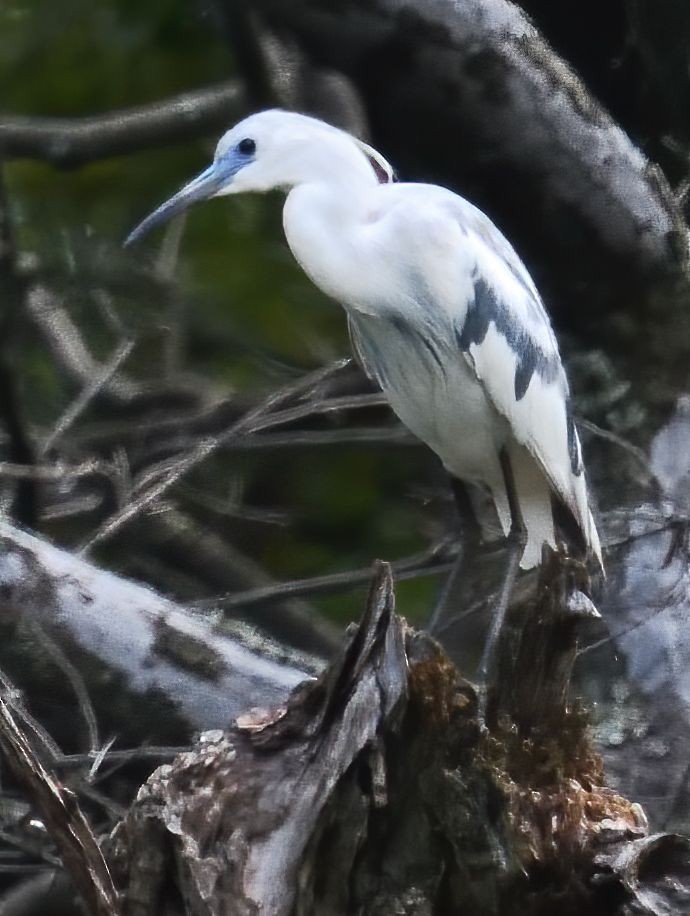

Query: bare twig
[219,424,414,450]
[25,284,140,403]
[26,623,100,754]
[39,494,105,521]
[79,359,353,553]
[0,864,54,875]
[87,738,117,781]
[127,394,393,471]
[0,458,109,481]
[0,830,61,869]
[577,558,688,658]
[68,395,394,468]
[78,436,220,554]
[52,746,188,772]
[577,417,656,484]
[69,782,126,822]
[0,668,63,762]
[40,338,135,457]
[0,698,120,915]
[178,483,290,526]
[0,82,246,168]
[193,540,456,611]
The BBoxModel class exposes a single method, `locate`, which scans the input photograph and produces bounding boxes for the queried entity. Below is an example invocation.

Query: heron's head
[125,109,395,246]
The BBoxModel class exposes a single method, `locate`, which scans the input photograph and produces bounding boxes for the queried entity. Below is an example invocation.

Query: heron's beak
[124,155,244,247]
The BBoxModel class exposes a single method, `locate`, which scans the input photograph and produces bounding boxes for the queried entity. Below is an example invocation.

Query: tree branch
[0,82,247,168]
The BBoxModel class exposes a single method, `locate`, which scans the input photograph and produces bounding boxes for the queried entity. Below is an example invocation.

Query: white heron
[126,109,602,683]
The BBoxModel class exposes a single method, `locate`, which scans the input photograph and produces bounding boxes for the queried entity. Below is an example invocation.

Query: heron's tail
[491,446,556,570]
[495,445,603,572]
[585,509,604,574]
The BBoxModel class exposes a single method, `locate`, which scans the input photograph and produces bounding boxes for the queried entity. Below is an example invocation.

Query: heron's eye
[237,138,256,156]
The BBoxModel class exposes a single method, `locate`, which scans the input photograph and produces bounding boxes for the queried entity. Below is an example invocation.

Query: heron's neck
[283,177,379,304]
[287,175,373,227]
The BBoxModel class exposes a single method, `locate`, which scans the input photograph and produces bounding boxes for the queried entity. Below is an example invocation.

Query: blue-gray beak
[124,155,245,247]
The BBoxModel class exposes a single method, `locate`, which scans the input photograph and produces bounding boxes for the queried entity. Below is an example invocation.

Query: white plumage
[126,109,602,571]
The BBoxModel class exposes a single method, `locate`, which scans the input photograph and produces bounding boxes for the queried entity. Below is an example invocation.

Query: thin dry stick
[221,425,414,450]
[53,746,188,771]
[87,737,116,781]
[79,359,352,554]
[26,284,139,402]
[0,864,54,875]
[178,483,289,525]
[194,541,456,611]
[78,435,222,554]
[0,827,61,867]
[0,668,63,761]
[576,558,688,658]
[40,338,135,457]
[115,393,393,461]
[0,698,120,916]
[71,781,127,821]
[0,458,107,480]
[27,622,100,754]
[0,666,119,829]
[66,389,389,449]
[578,417,656,484]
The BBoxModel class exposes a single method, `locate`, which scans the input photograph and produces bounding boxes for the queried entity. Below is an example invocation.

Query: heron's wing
[450,206,601,561]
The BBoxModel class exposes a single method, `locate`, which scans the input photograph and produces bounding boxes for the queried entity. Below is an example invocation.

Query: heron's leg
[477,448,527,724]
[450,477,484,544]
[427,478,482,634]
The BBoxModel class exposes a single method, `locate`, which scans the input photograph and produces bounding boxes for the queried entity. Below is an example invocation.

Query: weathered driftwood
[110,561,690,915]
[0,520,313,737]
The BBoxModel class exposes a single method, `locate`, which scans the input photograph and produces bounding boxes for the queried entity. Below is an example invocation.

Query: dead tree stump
[110,562,690,915]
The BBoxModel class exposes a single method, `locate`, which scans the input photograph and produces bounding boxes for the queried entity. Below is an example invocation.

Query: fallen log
[0,520,314,740]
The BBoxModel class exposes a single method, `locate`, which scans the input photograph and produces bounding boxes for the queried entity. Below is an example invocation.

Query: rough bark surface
[110,562,690,915]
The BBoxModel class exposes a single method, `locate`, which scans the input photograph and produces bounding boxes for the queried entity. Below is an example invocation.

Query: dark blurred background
[1,0,690,847]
